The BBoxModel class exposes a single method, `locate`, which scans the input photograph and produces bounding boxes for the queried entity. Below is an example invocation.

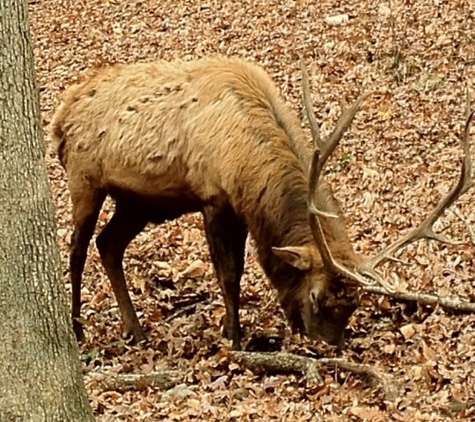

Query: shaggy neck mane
[233,126,310,289]
[234,119,357,293]
[221,62,358,293]
[253,175,310,289]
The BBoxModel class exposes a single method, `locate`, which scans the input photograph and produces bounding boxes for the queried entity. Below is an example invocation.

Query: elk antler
[301,60,371,219]
[357,109,474,285]
[302,59,475,290]
[300,59,371,165]
[301,61,378,285]
[300,60,323,150]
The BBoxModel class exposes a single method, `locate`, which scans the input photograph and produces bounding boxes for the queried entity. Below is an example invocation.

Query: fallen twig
[230,351,323,385]
[229,351,398,400]
[87,352,398,400]
[164,302,199,323]
[88,370,185,392]
[364,285,475,312]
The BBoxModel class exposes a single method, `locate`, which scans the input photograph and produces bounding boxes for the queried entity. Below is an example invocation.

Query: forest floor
[29,0,475,420]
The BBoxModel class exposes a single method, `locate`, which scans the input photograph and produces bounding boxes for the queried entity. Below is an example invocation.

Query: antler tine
[300,59,323,150]
[462,104,474,195]
[305,91,371,218]
[307,142,339,218]
[300,58,371,162]
[320,92,372,166]
[358,109,475,278]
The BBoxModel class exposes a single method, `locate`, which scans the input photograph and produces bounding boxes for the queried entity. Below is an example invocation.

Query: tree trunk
[0,1,95,421]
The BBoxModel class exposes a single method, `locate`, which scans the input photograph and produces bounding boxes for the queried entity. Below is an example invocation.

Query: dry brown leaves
[29,0,475,420]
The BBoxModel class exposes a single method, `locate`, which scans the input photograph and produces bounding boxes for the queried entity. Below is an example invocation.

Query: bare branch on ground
[230,351,398,401]
[230,350,323,385]
[364,285,475,312]
[164,303,199,323]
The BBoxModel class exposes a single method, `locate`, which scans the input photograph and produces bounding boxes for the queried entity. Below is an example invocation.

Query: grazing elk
[50,55,474,350]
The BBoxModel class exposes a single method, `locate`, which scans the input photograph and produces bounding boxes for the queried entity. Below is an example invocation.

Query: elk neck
[226,124,359,292]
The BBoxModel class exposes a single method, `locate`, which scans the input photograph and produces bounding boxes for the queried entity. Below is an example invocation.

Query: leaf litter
[30,0,475,420]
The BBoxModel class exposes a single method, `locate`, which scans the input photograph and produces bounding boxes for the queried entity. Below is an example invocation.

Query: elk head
[276,62,474,349]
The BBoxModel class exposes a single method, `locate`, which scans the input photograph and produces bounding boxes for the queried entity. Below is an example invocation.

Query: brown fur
[50,55,360,349]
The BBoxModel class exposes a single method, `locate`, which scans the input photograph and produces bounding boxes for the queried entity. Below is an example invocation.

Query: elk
[50,55,473,351]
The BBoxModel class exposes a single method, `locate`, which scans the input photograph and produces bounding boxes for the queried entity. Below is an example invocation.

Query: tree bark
[0,1,95,421]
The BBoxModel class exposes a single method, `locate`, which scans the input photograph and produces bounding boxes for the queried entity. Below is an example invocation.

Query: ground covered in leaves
[29,0,475,420]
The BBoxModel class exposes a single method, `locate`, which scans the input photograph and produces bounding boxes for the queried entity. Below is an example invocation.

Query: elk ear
[272,246,313,271]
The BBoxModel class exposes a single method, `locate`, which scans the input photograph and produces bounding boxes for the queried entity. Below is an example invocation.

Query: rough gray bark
[0,1,95,421]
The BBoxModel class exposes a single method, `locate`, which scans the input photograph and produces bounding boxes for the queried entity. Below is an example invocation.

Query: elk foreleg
[70,188,106,341]
[96,201,149,342]
[203,205,247,350]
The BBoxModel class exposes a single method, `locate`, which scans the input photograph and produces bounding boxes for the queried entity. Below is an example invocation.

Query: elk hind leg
[96,201,149,342]
[203,205,247,350]
[70,187,106,341]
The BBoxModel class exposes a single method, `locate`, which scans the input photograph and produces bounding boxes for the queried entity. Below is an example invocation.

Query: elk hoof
[125,327,147,344]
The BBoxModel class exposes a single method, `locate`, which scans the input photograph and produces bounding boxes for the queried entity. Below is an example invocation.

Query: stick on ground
[364,285,475,312]
[230,351,398,401]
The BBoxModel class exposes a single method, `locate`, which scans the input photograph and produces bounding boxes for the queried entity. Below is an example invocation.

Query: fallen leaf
[180,259,207,278]
[324,14,349,26]
[400,324,416,340]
